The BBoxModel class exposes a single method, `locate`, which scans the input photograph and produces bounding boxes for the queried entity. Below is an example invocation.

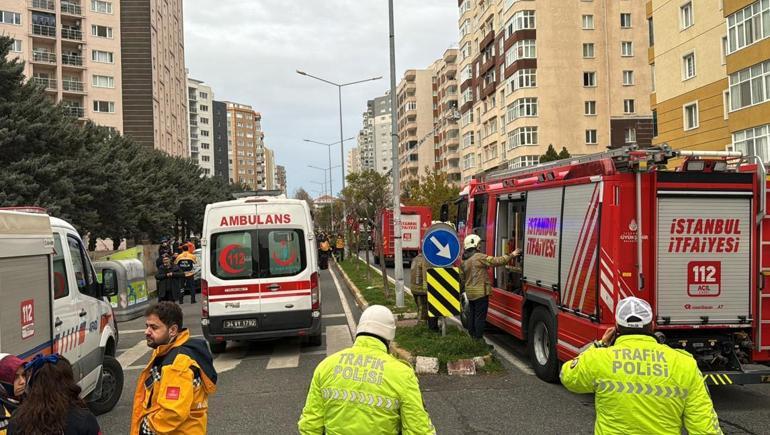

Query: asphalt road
[96,258,770,434]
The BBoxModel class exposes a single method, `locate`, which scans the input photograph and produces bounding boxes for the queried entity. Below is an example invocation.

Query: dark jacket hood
[180,338,218,387]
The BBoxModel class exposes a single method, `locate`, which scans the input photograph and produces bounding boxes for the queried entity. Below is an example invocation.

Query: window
[462,153,476,170]
[621,41,634,57]
[624,99,636,114]
[582,15,595,29]
[583,43,595,58]
[201,155,210,162]
[508,126,538,149]
[727,0,770,53]
[462,132,475,148]
[199,91,208,99]
[12,39,22,52]
[506,40,536,66]
[586,129,598,144]
[0,11,21,25]
[680,2,693,29]
[511,155,540,168]
[623,70,635,85]
[200,104,209,112]
[511,10,536,32]
[91,0,112,13]
[510,69,536,92]
[200,117,209,125]
[625,128,637,144]
[585,100,597,115]
[202,143,210,149]
[683,102,699,130]
[460,65,473,82]
[583,71,597,87]
[506,98,538,122]
[93,100,115,113]
[66,235,96,297]
[682,52,696,80]
[52,234,68,299]
[721,36,728,65]
[733,124,770,163]
[621,13,632,28]
[91,25,113,38]
[92,74,114,88]
[728,60,770,111]
[92,50,114,63]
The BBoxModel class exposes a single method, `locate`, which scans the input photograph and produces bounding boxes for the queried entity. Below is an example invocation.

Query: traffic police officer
[298,305,435,435]
[560,297,723,435]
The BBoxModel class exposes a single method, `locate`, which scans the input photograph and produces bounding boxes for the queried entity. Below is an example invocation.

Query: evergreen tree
[539,144,560,163]
[558,146,572,160]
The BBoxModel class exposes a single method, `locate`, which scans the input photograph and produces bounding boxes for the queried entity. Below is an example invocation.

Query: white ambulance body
[200,195,321,353]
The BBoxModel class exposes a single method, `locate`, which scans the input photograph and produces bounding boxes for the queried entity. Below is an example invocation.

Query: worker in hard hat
[409,248,439,332]
[459,234,520,340]
[560,297,723,435]
[298,305,435,435]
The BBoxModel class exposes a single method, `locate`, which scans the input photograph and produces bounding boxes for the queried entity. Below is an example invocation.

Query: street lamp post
[388,0,405,307]
[309,164,341,231]
[304,137,354,234]
[297,70,382,257]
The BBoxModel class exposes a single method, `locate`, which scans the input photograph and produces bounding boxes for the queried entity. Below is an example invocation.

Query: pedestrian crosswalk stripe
[427,267,461,318]
[266,340,301,369]
[594,380,689,399]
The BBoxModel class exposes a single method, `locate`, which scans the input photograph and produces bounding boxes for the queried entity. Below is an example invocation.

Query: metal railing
[60,2,83,15]
[189,119,198,126]
[189,106,197,113]
[190,133,199,139]
[62,79,84,92]
[32,77,56,90]
[30,0,54,10]
[32,24,56,38]
[32,51,56,63]
[61,28,83,41]
[62,105,85,118]
[61,54,84,67]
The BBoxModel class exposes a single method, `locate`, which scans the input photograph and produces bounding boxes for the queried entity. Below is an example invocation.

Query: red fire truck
[454,146,770,385]
[374,206,432,266]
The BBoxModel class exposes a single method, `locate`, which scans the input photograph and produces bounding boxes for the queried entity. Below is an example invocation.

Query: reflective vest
[320,241,331,252]
[335,238,344,249]
[560,334,723,435]
[298,336,435,435]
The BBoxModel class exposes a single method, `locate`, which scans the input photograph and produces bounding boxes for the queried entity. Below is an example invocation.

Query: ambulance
[0,209,123,415]
[200,194,321,353]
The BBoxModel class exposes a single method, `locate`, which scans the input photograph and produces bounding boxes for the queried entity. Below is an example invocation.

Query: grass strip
[338,256,416,314]
[395,324,503,373]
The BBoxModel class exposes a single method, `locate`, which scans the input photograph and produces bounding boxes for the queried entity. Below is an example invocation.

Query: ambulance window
[456,199,468,233]
[67,236,95,296]
[212,231,254,280]
[53,234,68,299]
[258,229,306,278]
[472,195,488,236]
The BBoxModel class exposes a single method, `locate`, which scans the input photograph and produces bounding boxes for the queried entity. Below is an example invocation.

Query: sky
[183,0,459,198]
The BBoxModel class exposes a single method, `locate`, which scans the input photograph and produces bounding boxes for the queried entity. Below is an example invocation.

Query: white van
[0,210,123,415]
[200,195,321,353]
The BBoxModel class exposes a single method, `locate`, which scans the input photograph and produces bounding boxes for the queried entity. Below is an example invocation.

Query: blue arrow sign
[422,224,461,267]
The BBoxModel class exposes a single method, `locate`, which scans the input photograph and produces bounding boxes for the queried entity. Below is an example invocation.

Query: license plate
[224,319,257,329]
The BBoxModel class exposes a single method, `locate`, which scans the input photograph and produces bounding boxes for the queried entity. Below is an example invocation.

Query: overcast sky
[183,0,459,197]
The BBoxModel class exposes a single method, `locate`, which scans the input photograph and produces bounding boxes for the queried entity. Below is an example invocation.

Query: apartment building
[264,147,276,190]
[347,146,361,175]
[432,48,461,184]
[457,0,653,183]
[1,0,123,130]
[397,68,436,186]
[276,164,287,194]
[226,101,264,189]
[187,76,213,176]
[357,102,375,171]
[121,0,188,157]
[650,0,770,162]
[371,93,393,174]
[212,100,229,182]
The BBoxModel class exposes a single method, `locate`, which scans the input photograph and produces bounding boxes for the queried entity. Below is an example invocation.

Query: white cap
[615,297,653,328]
[356,305,396,342]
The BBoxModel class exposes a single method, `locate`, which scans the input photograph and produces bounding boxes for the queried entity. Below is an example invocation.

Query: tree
[293,188,315,210]
[401,168,461,223]
[558,146,572,160]
[539,144,560,163]
[316,199,343,233]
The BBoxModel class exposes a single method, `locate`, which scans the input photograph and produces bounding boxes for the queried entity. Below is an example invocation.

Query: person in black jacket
[8,354,100,435]
[0,354,26,433]
[156,255,185,303]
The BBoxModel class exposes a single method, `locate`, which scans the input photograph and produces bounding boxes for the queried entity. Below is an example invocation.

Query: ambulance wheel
[209,340,227,354]
[528,307,559,383]
[87,355,124,416]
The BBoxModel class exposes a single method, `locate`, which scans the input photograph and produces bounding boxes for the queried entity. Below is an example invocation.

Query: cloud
[184,0,458,196]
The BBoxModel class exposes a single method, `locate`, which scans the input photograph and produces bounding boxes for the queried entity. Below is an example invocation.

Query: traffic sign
[422,223,460,267]
[427,267,461,317]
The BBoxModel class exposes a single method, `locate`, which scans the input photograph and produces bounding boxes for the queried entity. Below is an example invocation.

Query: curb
[332,261,369,310]
[391,341,415,365]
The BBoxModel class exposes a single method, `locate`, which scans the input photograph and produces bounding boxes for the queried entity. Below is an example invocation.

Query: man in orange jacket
[131,302,217,435]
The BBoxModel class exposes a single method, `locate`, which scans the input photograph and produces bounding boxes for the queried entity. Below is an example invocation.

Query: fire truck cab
[456,146,770,385]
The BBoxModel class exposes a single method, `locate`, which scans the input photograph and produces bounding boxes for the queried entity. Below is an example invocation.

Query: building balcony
[31,50,56,64]
[189,119,198,126]
[33,77,57,92]
[190,146,199,154]
[61,28,83,41]
[189,106,198,114]
[60,1,84,16]
[61,79,85,93]
[31,24,57,39]
[61,53,85,68]
[188,92,197,101]
[29,0,54,11]
[190,133,199,139]
[62,105,85,118]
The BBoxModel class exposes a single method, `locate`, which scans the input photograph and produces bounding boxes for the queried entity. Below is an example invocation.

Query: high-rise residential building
[347,146,361,175]
[120,0,188,157]
[276,165,287,194]
[650,0,770,161]
[225,101,264,189]
[264,147,276,190]
[356,93,393,175]
[212,100,229,182]
[457,0,652,182]
[397,68,436,186]
[1,0,123,131]
[357,101,375,171]
[431,48,461,184]
[187,76,213,176]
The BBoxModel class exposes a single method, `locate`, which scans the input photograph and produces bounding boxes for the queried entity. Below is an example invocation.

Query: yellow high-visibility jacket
[560,334,723,435]
[298,336,435,435]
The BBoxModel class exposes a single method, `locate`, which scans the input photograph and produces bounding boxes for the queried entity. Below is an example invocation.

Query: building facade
[212,100,229,182]
[263,146,276,190]
[1,0,123,131]
[357,100,375,172]
[650,0,770,162]
[356,93,393,175]
[276,164,287,194]
[432,49,461,184]
[225,101,264,189]
[187,76,213,176]
[347,146,361,175]
[457,0,653,182]
[120,0,188,156]
[397,68,436,186]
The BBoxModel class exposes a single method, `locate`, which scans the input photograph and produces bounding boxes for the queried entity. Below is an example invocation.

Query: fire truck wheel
[528,307,559,383]
[209,340,227,354]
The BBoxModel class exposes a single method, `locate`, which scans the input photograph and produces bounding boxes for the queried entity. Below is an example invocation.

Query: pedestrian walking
[175,245,197,304]
[409,251,438,332]
[318,235,331,270]
[298,305,435,435]
[8,354,100,435]
[155,255,185,303]
[459,234,520,339]
[560,297,723,435]
[334,234,345,262]
[131,302,217,435]
[0,354,26,435]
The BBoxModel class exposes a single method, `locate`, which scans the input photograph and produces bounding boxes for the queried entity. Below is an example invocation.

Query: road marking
[329,267,357,338]
[117,340,150,369]
[323,313,346,319]
[266,341,301,369]
[119,329,146,334]
[213,346,246,374]
[325,325,353,356]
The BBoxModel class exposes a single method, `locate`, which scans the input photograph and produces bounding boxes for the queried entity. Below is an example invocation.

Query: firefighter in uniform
[410,250,438,331]
[298,305,435,435]
[560,297,723,435]
[459,234,520,339]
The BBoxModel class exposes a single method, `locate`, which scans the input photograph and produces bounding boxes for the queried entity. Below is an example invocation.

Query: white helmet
[356,305,396,342]
[464,234,481,250]
[615,297,653,328]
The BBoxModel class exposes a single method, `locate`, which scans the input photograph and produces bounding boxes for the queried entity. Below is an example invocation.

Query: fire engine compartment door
[400,213,421,250]
[656,192,752,325]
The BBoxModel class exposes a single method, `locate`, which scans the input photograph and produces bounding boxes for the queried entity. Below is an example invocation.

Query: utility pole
[388,0,404,307]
